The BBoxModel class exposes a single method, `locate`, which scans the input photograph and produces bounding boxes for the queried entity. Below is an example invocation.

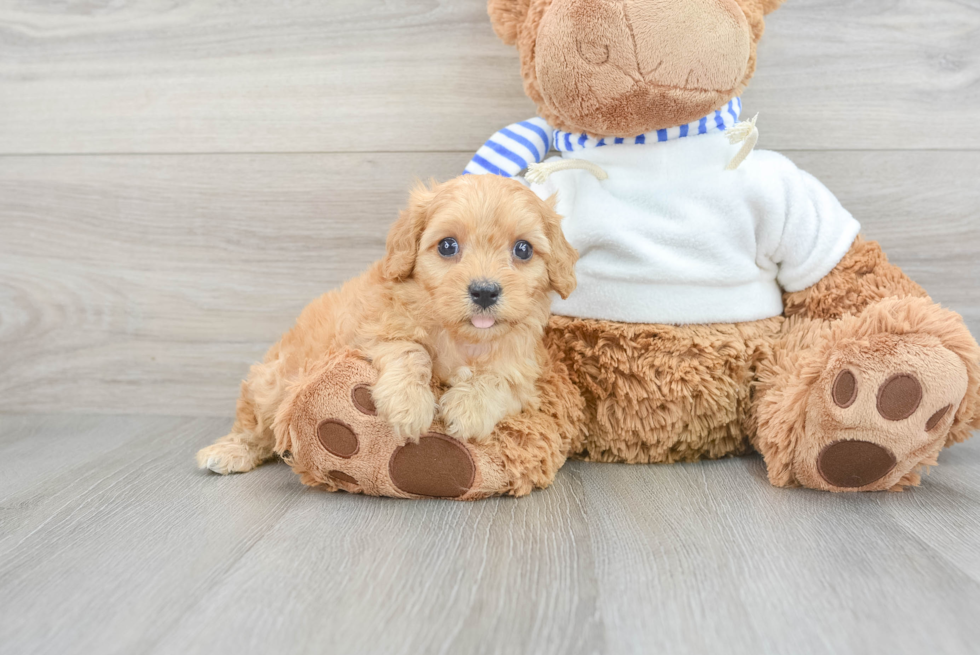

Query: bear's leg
[753,239,980,491]
[274,350,585,500]
[545,315,781,464]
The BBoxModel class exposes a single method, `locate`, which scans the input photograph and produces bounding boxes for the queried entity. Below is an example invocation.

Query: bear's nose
[468,281,501,309]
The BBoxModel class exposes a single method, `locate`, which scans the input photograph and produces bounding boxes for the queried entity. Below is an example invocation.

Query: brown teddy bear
[273,0,980,498]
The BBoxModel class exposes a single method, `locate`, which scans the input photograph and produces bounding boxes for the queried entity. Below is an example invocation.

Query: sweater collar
[552,97,742,153]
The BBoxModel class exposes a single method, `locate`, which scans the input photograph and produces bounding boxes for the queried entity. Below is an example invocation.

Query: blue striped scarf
[464,97,742,178]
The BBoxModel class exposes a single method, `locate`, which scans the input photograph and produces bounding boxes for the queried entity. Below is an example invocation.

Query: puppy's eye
[438,237,459,258]
[513,240,533,261]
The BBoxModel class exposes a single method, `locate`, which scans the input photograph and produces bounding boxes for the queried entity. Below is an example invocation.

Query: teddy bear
[273,0,980,498]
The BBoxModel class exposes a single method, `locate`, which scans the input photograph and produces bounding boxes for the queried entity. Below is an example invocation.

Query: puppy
[196,174,577,474]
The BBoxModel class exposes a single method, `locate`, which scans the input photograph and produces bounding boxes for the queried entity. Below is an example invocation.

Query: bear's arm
[768,166,861,294]
[760,160,927,320]
[783,236,929,321]
[463,118,553,178]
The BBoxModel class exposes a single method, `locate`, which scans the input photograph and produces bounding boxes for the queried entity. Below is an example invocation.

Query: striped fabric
[463,117,553,178]
[463,97,742,177]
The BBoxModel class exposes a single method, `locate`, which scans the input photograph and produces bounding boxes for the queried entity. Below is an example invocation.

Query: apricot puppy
[196,174,577,474]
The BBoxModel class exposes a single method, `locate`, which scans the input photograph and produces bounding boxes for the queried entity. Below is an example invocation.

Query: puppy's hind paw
[195,439,261,475]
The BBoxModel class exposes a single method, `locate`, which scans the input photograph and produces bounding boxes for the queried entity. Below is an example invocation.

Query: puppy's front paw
[439,386,503,442]
[372,381,437,442]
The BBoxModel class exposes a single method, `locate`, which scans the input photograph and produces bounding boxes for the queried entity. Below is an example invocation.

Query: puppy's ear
[540,195,578,299]
[382,181,437,281]
[488,0,531,45]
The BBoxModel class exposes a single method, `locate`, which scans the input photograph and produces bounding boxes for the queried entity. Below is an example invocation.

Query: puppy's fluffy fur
[197,174,577,474]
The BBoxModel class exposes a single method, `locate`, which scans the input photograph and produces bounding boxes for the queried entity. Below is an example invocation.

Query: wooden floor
[2,414,980,654]
[2,1,979,653]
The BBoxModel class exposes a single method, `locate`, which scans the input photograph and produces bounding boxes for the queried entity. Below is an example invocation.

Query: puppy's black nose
[469,281,501,309]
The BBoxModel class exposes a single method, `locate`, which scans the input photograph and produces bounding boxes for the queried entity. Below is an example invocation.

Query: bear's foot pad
[797,334,969,491]
[278,352,500,500]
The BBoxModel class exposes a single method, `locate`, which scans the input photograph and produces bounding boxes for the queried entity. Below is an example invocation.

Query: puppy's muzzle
[469,280,501,309]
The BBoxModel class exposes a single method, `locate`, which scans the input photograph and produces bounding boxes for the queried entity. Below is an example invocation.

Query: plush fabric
[545,240,980,493]
[752,294,980,491]
[489,0,772,135]
[529,126,861,324]
[546,314,781,464]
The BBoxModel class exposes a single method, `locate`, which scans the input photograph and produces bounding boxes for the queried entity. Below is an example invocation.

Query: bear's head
[488,0,784,137]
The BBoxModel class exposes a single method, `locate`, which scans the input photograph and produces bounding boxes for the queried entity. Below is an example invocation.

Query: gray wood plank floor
[1,414,979,655]
[2,0,979,653]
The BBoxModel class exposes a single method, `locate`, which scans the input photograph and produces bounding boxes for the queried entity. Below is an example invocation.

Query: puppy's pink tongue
[471,315,496,329]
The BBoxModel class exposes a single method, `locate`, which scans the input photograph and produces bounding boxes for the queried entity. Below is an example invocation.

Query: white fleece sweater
[526,131,860,325]
[463,100,861,325]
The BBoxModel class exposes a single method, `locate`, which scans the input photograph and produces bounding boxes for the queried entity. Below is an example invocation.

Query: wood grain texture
[1,413,978,655]
[0,414,602,655]
[1,150,977,416]
[1,0,979,154]
[576,453,980,655]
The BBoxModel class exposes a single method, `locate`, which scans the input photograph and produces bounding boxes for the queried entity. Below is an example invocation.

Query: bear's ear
[488,0,532,45]
[759,0,786,14]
